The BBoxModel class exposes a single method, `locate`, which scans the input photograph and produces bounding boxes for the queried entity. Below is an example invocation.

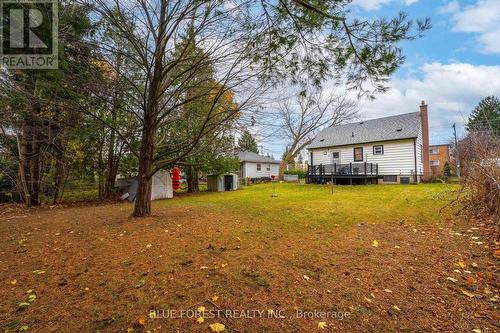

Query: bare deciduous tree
[277,90,357,174]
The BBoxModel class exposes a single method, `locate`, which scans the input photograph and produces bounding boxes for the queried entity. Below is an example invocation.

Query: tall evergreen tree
[238,131,259,154]
[467,96,500,135]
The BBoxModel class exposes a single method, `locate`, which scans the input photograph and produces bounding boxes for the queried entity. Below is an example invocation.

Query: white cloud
[349,62,500,143]
[438,1,460,14]
[351,0,418,10]
[450,0,500,54]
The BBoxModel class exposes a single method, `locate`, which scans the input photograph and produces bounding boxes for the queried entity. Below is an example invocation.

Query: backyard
[0,183,498,332]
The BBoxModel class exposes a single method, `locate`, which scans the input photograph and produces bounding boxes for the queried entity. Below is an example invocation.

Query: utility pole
[453,123,461,178]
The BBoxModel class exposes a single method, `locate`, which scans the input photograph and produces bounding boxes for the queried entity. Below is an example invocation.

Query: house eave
[307,136,418,150]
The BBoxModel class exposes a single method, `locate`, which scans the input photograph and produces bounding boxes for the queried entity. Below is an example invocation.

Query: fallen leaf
[446,277,458,283]
[18,326,29,332]
[197,306,205,312]
[472,329,482,333]
[466,276,477,286]
[127,328,135,333]
[137,316,146,325]
[456,261,466,269]
[196,317,204,324]
[384,289,393,293]
[318,322,328,329]
[303,275,310,281]
[494,249,500,258]
[471,262,478,268]
[364,297,372,303]
[392,305,401,311]
[460,289,475,298]
[146,244,152,249]
[18,302,30,308]
[27,294,36,302]
[200,266,209,270]
[209,323,225,333]
[211,295,219,302]
[372,240,379,247]
[135,279,145,288]
[221,263,228,268]
[10,279,17,285]
[484,288,492,294]
[236,237,241,242]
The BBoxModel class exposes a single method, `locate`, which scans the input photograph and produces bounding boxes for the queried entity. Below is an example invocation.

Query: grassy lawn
[163,183,458,227]
[1,183,497,333]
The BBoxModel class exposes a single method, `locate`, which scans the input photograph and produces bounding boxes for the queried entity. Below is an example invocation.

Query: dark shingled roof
[308,112,422,149]
[237,151,281,164]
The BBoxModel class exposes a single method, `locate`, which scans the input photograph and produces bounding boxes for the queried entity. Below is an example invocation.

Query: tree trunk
[186,164,199,193]
[132,0,166,217]
[133,123,154,216]
[18,102,42,207]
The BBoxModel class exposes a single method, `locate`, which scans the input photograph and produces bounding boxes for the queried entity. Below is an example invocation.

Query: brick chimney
[420,101,430,181]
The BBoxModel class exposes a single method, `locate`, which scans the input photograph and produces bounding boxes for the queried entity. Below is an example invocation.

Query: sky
[259,0,500,157]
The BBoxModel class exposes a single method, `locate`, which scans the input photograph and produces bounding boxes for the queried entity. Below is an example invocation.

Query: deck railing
[308,163,378,176]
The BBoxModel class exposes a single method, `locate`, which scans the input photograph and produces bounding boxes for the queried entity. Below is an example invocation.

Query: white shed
[207,173,238,192]
[116,169,173,201]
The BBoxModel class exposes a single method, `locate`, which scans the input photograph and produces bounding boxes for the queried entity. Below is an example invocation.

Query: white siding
[310,139,419,175]
[242,161,280,178]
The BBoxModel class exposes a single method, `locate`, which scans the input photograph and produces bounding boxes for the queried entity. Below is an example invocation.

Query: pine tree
[238,131,259,154]
[467,96,500,135]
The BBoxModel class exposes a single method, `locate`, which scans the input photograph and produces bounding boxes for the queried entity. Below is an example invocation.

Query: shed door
[224,175,233,191]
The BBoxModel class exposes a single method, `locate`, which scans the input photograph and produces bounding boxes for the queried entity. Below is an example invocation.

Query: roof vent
[319,139,325,142]
[396,128,403,132]
[359,121,364,124]
[351,131,355,137]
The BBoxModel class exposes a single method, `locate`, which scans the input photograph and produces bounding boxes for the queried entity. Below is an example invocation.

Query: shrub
[284,169,307,179]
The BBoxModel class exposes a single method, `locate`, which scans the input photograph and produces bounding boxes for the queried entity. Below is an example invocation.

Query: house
[207,173,239,192]
[237,151,281,179]
[307,101,430,184]
[116,169,173,201]
[429,144,452,176]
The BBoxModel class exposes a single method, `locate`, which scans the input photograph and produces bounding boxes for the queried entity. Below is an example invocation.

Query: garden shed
[116,169,173,201]
[207,173,238,192]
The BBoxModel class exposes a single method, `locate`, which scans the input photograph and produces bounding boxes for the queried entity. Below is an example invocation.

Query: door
[224,175,233,191]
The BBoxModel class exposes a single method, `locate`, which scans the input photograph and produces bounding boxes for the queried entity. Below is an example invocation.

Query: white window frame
[266,164,271,171]
[373,145,384,155]
[256,163,261,171]
[430,160,440,166]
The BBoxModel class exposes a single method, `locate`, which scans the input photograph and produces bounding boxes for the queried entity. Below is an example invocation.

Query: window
[373,145,384,155]
[323,151,327,155]
[430,160,440,166]
[257,163,261,171]
[266,164,271,171]
[383,175,397,182]
[354,147,363,161]
[332,152,340,159]
[430,148,439,154]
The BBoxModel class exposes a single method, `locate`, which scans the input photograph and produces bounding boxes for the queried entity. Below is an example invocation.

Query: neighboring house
[307,101,430,184]
[429,144,451,176]
[237,151,281,179]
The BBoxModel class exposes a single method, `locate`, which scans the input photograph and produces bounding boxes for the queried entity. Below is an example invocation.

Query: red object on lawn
[172,167,181,190]
[271,175,276,181]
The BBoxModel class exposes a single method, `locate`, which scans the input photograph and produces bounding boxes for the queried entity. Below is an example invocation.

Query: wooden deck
[307,163,379,185]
